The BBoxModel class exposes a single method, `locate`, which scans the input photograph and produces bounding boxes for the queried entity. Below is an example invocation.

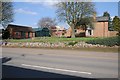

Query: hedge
[68,41,78,46]
[86,36,120,47]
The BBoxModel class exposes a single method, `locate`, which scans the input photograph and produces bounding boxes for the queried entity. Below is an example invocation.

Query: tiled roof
[96,16,109,22]
[7,24,34,32]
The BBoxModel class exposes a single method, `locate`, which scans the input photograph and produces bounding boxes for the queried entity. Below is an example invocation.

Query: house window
[28,32,30,38]
[75,30,77,33]
[15,32,19,36]
[21,31,26,38]
[88,30,92,35]
[62,33,64,35]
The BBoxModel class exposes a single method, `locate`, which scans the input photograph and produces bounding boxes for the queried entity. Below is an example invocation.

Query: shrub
[86,36,120,47]
[68,41,78,46]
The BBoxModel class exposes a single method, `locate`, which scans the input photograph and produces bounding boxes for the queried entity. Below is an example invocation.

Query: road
[1,47,118,79]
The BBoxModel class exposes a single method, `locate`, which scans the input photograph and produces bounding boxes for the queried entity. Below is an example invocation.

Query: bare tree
[0,1,14,28]
[56,2,95,38]
[38,17,57,29]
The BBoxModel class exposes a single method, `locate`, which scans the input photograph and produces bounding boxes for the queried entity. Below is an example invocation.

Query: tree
[76,17,94,30]
[2,29,10,39]
[0,1,14,29]
[56,2,95,38]
[38,17,57,36]
[38,17,57,29]
[103,11,113,31]
[103,11,110,17]
[112,16,120,36]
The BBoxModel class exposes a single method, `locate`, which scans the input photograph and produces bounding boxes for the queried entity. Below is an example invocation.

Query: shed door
[21,31,26,38]
[28,32,30,38]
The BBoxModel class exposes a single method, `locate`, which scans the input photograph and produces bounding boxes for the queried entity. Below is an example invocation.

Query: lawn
[3,37,119,53]
[8,37,98,43]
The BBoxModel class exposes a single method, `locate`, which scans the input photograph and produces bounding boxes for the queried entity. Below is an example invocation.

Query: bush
[2,29,10,39]
[86,36,120,47]
[68,41,78,46]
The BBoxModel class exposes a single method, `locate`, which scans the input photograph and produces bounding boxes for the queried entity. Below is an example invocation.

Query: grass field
[7,37,98,43]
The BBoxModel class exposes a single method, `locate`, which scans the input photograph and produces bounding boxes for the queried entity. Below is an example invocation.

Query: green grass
[3,37,119,53]
[8,37,98,43]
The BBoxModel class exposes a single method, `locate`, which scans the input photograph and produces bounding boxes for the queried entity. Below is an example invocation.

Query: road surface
[1,47,118,78]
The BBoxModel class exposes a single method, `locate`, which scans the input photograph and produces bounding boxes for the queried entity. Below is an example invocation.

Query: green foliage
[112,16,120,35]
[103,11,113,31]
[86,36,120,47]
[103,11,110,18]
[68,41,78,46]
[76,17,94,30]
[2,29,10,39]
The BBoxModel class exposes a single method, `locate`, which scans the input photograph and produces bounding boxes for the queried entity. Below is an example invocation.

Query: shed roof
[33,27,50,32]
[33,28,42,31]
[7,24,34,32]
[96,16,109,22]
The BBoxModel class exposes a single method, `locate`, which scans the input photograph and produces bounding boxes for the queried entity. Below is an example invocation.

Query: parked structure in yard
[65,15,117,38]
[33,27,50,37]
[6,24,35,39]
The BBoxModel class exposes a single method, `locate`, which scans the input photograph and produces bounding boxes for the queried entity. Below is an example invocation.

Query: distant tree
[38,17,57,29]
[0,1,14,28]
[56,2,95,38]
[103,11,113,31]
[112,16,120,36]
[103,11,110,18]
[38,17,57,36]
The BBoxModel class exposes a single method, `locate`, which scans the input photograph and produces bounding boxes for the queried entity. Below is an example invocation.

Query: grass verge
[7,37,97,43]
[2,46,118,53]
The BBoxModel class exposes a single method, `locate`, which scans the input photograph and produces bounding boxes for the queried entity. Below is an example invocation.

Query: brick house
[50,26,66,37]
[6,24,35,39]
[65,16,117,38]
[87,16,117,37]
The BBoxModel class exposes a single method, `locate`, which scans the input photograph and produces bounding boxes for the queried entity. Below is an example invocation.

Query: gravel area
[1,41,118,48]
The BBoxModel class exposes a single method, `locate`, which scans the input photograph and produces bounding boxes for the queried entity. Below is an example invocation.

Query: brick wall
[93,22,109,37]
[65,21,117,38]
[108,31,118,37]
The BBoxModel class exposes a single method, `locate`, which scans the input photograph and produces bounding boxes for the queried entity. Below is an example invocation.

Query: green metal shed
[33,28,50,37]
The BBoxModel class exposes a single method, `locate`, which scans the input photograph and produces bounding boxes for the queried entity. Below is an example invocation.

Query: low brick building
[6,24,35,39]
